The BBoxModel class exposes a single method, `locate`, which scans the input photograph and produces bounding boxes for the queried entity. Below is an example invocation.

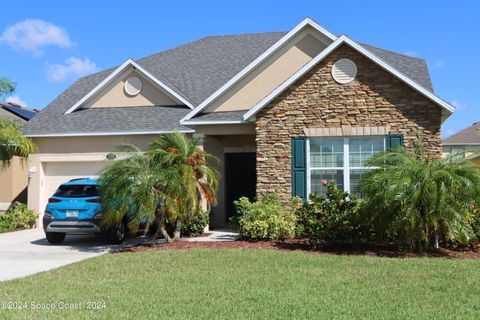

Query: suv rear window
[53,185,100,198]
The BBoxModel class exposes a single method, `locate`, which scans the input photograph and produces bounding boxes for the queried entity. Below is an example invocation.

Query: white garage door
[42,161,109,210]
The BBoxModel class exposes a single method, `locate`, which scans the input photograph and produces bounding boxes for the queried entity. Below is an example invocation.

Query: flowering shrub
[295,182,361,247]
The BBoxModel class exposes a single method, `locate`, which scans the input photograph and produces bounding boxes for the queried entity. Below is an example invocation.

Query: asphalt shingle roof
[443,122,480,145]
[23,31,435,135]
[191,110,247,122]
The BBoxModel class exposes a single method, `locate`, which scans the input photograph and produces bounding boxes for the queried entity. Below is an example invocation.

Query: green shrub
[234,193,296,240]
[180,210,209,237]
[295,183,361,247]
[0,202,37,232]
[165,210,209,237]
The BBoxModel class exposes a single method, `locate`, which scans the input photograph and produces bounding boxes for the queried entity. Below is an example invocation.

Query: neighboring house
[443,122,480,164]
[23,18,455,228]
[0,102,37,210]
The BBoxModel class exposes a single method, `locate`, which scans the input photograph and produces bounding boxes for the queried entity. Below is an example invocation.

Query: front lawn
[1,249,479,319]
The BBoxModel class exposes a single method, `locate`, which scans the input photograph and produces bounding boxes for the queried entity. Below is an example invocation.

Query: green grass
[1,249,479,319]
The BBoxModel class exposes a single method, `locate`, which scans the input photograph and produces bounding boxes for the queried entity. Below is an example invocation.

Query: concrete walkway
[0,228,143,282]
[184,229,240,242]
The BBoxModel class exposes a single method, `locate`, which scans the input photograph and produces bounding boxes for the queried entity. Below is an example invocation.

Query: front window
[307,136,385,196]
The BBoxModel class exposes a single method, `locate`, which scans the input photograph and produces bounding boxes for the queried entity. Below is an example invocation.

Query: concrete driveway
[0,228,143,282]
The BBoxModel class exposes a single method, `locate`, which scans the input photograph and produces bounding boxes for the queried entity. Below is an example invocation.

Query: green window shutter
[387,134,404,149]
[291,137,307,199]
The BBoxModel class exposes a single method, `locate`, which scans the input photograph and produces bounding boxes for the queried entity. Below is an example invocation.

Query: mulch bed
[113,238,480,259]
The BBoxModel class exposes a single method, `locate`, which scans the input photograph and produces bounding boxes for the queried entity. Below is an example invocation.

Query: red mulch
[113,239,480,259]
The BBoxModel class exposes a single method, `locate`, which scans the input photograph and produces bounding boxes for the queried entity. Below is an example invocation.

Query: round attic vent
[332,59,357,84]
[124,77,142,96]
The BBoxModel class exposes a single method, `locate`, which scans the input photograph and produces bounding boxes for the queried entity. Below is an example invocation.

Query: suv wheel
[46,232,66,244]
[108,221,126,244]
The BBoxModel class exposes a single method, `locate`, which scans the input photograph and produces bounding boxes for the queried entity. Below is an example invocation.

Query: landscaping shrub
[295,183,362,247]
[0,202,37,232]
[234,193,296,240]
[181,210,209,237]
[360,147,480,251]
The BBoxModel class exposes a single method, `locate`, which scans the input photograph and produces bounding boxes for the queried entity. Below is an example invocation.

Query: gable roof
[64,59,195,114]
[24,18,447,137]
[241,35,454,122]
[443,122,480,145]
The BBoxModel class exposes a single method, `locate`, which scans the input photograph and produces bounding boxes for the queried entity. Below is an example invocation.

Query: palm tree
[0,117,36,168]
[99,132,219,242]
[148,132,219,240]
[360,147,480,251]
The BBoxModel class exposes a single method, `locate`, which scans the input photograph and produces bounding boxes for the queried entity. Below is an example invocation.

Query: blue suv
[43,178,126,244]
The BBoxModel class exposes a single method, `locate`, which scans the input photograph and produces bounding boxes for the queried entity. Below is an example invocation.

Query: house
[443,122,480,164]
[23,18,455,228]
[0,102,37,210]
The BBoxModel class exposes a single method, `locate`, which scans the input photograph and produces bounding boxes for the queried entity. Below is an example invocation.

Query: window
[307,136,385,196]
[54,185,100,198]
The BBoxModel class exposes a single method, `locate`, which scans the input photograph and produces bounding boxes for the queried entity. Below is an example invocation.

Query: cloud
[6,94,28,107]
[0,19,73,56]
[46,57,97,82]
[433,60,446,69]
[451,100,467,111]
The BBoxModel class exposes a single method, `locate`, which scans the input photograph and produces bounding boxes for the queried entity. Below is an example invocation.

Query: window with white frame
[307,136,386,196]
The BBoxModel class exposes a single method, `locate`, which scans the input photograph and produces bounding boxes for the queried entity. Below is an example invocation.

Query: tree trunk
[152,209,172,242]
[173,219,182,241]
[433,231,439,249]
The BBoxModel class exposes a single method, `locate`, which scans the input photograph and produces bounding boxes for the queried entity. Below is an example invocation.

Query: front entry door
[225,153,256,223]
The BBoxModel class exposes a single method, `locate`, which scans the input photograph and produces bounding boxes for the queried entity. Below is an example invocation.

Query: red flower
[321,179,328,186]
[338,199,345,207]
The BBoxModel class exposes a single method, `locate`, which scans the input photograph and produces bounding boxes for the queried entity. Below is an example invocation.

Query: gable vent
[332,59,357,84]
[124,77,142,96]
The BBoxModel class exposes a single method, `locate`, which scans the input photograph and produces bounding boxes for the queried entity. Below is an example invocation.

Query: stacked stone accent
[255,44,442,201]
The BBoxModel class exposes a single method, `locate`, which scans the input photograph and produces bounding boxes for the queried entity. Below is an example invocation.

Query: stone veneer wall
[255,44,442,200]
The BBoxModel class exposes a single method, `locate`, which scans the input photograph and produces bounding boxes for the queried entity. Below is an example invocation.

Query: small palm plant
[0,117,36,168]
[99,132,219,242]
[360,146,480,251]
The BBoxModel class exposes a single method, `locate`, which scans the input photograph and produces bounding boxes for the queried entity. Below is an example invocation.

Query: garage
[40,161,109,217]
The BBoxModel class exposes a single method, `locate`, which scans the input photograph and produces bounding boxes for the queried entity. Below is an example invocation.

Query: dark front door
[225,152,256,222]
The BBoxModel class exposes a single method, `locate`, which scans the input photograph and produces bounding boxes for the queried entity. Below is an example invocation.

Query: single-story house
[23,18,455,228]
[443,122,480,164]
[0,102,37,210]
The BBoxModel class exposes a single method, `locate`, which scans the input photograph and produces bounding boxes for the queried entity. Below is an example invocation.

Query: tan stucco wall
[86,69,179,108]
[206,29,328,112]
[0,157,28,210]
[27,135,157,217]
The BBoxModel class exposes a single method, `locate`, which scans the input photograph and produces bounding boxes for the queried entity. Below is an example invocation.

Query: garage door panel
[42,161,109,213]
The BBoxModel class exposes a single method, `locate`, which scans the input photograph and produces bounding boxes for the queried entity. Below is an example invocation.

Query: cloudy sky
[0,0,478,138]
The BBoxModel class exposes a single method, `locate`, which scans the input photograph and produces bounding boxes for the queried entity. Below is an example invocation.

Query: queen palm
[0,117,36,168]
[99,132,219,242]
[360,147,480,251]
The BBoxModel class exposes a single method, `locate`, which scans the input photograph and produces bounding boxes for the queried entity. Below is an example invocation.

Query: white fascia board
[180,18,338,124]
[25,129,195,138]
[243,35,455,121]
[64,59,193,115]
[181,120,246,125]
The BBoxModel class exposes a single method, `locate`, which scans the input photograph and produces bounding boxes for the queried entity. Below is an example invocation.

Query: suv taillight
[48,198,61,203]
[86,198,102,203]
